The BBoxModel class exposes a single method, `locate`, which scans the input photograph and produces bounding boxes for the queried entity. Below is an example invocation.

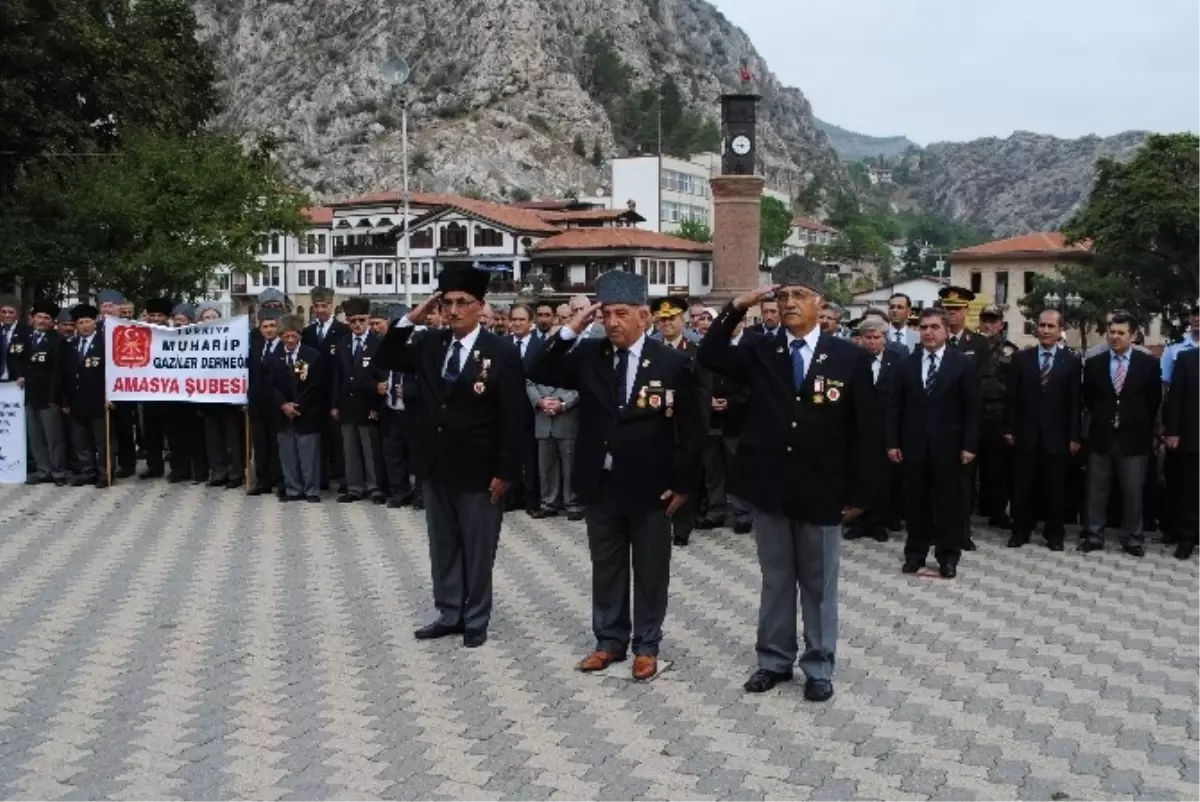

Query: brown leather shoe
[631,655,658,681]
[577,650,626,672]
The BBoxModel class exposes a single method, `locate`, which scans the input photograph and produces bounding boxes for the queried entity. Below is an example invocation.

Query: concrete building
[846,276,949,318]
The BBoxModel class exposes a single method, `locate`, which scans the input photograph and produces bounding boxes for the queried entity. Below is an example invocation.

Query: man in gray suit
[527,371,581,520]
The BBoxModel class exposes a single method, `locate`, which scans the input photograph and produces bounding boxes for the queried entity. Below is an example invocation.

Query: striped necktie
[1112,354,1127,394]
[1040,351,1053,386]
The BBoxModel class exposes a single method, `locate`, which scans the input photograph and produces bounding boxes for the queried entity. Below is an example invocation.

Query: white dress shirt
[514,334,531,359]
[558,328,645,469]
[394,317,481,375]
[785,326,822,384]
[921,345,947,385]
[872,354,883,384]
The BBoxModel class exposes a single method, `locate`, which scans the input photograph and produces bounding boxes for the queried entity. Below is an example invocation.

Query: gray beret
[172,303,196,321]
[0,296,18,311]
[96,289,124,304]
[278,314,305,334]
[56,309,73,324]
[594,270,647,306]
[259,288,287,304]
[310,286,334,303]
[770,255,828,295]
[369,304,391,319]
[257,307,283,323]
[195,301,222,317]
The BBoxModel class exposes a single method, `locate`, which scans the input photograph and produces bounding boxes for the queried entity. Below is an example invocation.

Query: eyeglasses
[776,289,817,302]
[439,298,478,310]
[347,316,369,324]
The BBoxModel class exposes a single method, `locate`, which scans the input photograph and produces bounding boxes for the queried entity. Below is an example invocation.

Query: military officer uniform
[940,286,986,548]
[976,306,1017,527]
[0,296,31,385]
[60,304,110,487]
[1164,348,1199,559]
[375,266,527,648]
[54,308,78,473]
[195,301,245,489]
[377,305,421,508]
[18,301,68,485]
[529,271,704,680]
[699,256,879,701]
[302,286,351,491]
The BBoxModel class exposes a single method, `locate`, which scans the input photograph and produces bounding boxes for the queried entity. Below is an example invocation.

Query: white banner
[0,383,26,483]
[104,315,250,404]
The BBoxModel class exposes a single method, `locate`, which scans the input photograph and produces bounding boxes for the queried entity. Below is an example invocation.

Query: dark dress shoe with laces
[1121,543,1145,557]
[744,668,792,693]
[939,562,957,578]
[963,537,977,551]
[901,560,924,574]
[1046,538,1064,552]
[1078,539,1104,553]
[1006,533,1029,548]
[733,521,753,534]
[1175,542,1196,559]
[804,678,834,702]
[463,631,487,648]
[414,621,465,640]
[336,493,361,503]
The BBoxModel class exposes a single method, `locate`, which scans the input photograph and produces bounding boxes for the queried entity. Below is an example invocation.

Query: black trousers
[166,403,207,480]
[318,414,344,489]
[204,405,245,482]
[1011,445,1068,542]
[111,402,137,472]
[250,408,282,491]
[859,453,893,533]
[904,449,965,563]
[888,462,905,526]
[141,402,167,473]
[380,408,414,500]
[977,419,1011,520]
[1178,452,1199,545]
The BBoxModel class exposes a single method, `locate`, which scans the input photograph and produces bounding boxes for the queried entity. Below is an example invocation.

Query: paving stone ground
[0,480,1196,801]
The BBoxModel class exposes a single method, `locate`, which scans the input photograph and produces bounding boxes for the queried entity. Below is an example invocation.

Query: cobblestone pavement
[0,481,1196,801]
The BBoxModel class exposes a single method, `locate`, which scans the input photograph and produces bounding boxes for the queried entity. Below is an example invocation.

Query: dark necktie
[614,348,629,406]
[79,338,87,358]
[353,336,363,357]
[1040,351,1053,386]
[444,341,463,384]
[925,353,938,393]
[287,351,295,368]
[317,323,325,344]
[894,329,904,344]
[790,341,806,390]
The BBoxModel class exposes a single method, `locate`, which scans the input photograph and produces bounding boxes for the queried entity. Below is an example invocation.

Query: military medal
[813,394,824,404]
[637,386,648,408]
[826,387,840,402]
[648,394,661,409]
[814,377,824,393]
[473,381,486,394]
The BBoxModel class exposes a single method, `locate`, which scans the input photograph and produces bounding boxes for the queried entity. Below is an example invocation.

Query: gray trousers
[27,405,66,478]
[204,406,244,482]
[340,423,379,496]
[1085,444,1149,546]
[586,477,672,656]
[423,480,503,633]
[537,436,579,511]
[70,416,107,479]
[277,428,320,498]
[753,510,840,680]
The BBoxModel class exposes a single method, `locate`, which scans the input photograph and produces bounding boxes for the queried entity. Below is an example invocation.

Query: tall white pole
[402,101,412,309]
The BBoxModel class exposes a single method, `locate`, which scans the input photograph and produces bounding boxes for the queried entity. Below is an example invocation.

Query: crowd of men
[1,264,1197,700]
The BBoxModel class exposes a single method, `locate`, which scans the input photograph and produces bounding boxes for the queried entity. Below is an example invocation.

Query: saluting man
[303,286,350,492]
[17,300,67,486]
[331,296,386,504]
[375,265,526,649]
[528,270,704,682]
[698,257,879,701]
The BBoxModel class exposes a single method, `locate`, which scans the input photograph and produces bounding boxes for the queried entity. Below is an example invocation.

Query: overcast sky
[709,0,1200,144]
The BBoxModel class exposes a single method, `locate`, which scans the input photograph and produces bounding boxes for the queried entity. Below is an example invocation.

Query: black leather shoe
[733,521,753,534]
[963,537,977,551]
[804,678,834,702]
[870,528,889,542]
[1078,539,1104,553]
[414,621,465,640]
[1046,538,1065,552]
[902,560,924,574]
[114,468,134,479]
[54,477,69,487]
[672,536,689,546]
[371,493,387,505]
[306,495,321,504]
[1006,534,1029,548]
[70,476,93,487]
[463,630,487,648]
[843,527,863,540]
[94,479,109,489]
[566,509,584,521]
[744,668,792,693]
[694,517,725,531]
[939,562,957,579]
[1121,543,1145,558]
[206,478,227,488]
[387,497,409,509]
[336,493,361,503]
[247,486,267,496]
[139,469,164,480]
[412,499,425,511]
[1175,542,1196,560]
[226,478,244,490]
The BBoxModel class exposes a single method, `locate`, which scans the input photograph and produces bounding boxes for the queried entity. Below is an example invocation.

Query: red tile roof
[536,209,643,223]
[330,191,559,233]
[301,206,333,225]
[951,232,1091,260]
[792,216,838,234]
[330,190,468,208]
[532,229,713,254]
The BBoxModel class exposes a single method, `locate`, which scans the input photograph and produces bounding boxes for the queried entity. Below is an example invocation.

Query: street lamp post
[381,46,412,308]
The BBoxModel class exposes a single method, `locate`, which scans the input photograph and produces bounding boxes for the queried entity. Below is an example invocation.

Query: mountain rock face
[815,119,917,161]
[916,130,1150,237]
[191,0,844,202]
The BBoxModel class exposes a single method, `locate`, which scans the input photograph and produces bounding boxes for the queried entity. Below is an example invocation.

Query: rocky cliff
[815,119,917,161]
[191,0,844,202]
[915,130,1150,237]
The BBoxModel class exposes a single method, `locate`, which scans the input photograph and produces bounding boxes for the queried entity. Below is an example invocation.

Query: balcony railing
[437,244,470,256]
[332,240,396,258]
[231,279,248,295]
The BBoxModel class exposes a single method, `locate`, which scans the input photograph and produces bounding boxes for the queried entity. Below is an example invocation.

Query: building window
[995,271,1009,305]
[299,233,327,255]
[269,266,281,286]
[669,261,678,284]
[637,259,647,276]
[217,274,230,291]
[701,262,711,285]
[1023,271,1036,295]
[317,269,327,287]
[441,222,467,249]
[270,236,280,255]
[474,226,503,247]
[1023,320,1036,336]
[411,228,433,249]
[420,262,432,285]
[970,271,982,294]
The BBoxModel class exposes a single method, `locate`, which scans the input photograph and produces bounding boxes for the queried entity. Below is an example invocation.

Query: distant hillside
[815,119,918,161]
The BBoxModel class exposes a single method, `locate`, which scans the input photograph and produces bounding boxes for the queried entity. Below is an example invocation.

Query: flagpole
[244,407,251,488]
[105,405,112,487]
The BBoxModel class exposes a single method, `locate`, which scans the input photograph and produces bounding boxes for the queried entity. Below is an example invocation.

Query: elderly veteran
[194,301,246,489]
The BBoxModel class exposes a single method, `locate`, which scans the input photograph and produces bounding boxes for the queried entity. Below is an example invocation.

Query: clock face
[731,135,752,156]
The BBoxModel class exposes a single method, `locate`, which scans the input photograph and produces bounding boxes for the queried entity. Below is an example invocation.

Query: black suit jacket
[333,332,386,425]
[60,333,106,420]
[15,329,63,409]
[528,331,704,513]
[375,323,526,492]
[1082,349,1160,456]
[1003,346,1082,455]
[1164,348,1199,455]
[887,347,981,459]
[1,322,32,382]
[301,318,351,355]
[268,345,326,434]
[699,305,880,525]
[249,338,283,413]
[871,348,902,404]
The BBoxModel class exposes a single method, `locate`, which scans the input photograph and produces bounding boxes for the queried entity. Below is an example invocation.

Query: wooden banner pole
[104,405,112,486]
[244,407,251,488]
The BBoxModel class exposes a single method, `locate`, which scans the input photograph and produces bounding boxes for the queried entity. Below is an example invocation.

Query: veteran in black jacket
[16,300,67,484]
[374,266,526,649]
[886,307,981,578]
[0,295,32,384]
[1164,347,1199,559]
[527,270,704,682]
[303,286,352,492]
[699,255,878,702]
[845,317,901,542]
[269,314,326,501]
[331,296,386,503]
[59,304,110,487]
[248,308,284,497]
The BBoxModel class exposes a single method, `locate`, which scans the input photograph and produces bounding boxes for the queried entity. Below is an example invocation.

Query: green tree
[796,173,826,214]
[591,137,604,167]
[675,219,712,243]
[4,132,309,301]
[1017,264,1158,352]
[825,192,862,230]
[510,187,533,202]
[572,133,586,157]
[899,242,925,279]
[1062,132,1199,320]
[760,196,793,265]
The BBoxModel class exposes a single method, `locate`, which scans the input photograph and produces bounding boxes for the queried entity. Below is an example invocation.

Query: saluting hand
[565,302,602,336]
[406,292,442,326]
[732,284,781,312]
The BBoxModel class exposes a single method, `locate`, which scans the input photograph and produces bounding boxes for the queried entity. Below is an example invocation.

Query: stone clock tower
[710,92,765,301]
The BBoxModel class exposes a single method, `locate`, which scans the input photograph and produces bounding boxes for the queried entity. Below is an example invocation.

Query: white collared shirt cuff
[395,317,416,329]
[558,328,579,342]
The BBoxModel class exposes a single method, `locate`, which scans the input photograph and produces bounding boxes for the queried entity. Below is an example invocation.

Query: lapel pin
[776,346,784,353]
[642,358,650,368]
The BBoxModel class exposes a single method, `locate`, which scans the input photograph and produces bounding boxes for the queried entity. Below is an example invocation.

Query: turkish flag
[739,67,753,83]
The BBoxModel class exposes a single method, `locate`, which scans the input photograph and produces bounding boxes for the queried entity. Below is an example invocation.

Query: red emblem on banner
[112,325,152,368]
